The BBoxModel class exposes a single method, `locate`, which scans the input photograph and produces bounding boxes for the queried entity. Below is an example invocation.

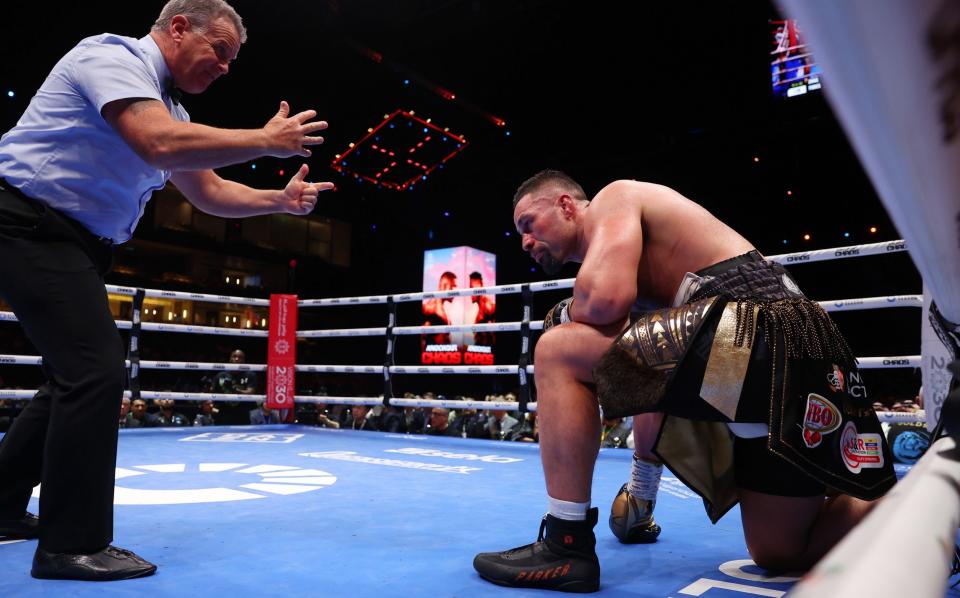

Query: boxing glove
[543,297,574,331]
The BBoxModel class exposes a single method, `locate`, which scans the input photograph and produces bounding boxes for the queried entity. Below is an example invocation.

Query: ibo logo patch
[802,393,841,448]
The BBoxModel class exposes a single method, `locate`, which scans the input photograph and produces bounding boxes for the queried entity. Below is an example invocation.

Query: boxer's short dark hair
[513,169,588,209]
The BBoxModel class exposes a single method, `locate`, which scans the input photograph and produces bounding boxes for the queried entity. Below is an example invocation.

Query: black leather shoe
[0,512,39,539]
[31,545,157,581]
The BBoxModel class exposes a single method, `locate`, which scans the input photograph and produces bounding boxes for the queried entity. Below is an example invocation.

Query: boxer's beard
[540,253,563,275]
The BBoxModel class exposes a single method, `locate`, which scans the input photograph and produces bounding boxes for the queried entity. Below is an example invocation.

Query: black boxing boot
[608,484,661,544]
[473,507,600,593]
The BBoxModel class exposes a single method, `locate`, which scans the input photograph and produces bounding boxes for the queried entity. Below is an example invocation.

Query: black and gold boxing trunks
[594,251,896,522]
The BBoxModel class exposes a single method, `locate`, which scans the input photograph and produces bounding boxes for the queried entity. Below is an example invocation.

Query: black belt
[0,178,115,246]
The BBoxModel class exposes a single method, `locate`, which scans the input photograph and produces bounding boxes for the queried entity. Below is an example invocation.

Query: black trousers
[0,184,125,553]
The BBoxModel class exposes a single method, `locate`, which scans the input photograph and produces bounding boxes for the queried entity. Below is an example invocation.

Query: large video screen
[771,19,822,99]
[421,247,497,365]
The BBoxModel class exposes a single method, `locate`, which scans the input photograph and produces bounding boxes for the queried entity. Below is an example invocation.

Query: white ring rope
[5,313,271,337]
[136,391,265,402]
[115,321,268,337]
[0,352,926,375]
[297,365,384,374]
[391,321,535,335]
[856,356,921,369]
[819,295,921,312]
[0,354,922,373]
[295,280,577,307]
[105,285,270,306]
[0,390,39,399]
[0,355,43,366]
[389,365,522,375]
[0,388,267,402]
[766,239,908,266]
[297,327,387,338]
[295,396,540,412]
[875,411,926,424]
[136,361,266,372]
[388,398,536,411]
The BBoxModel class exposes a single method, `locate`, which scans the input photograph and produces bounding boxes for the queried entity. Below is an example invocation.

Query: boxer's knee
[534,325,576,368]
[534,323,600,366]
[746,542,808,572]
[536,323,621,387]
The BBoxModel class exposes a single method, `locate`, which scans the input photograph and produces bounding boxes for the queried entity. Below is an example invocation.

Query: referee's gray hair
[152,0,247,43]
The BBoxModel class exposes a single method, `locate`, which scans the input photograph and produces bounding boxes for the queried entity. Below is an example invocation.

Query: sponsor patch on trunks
[802,393,842,448]
[826,364,845,393]
[840,421,884,473]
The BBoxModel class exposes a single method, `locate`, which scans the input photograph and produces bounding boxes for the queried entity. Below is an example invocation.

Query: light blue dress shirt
[0,34,190,243]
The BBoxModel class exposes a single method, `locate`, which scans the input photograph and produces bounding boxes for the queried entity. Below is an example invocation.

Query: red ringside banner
[266,294,297,412]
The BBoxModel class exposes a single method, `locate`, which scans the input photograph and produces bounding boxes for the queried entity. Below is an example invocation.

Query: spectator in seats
[153,399,190,427]
[872,401,890,412]
[193,400,218,426]
[378,403,405,433]
[314,402,340,429]
[511,411,539,443]
[600,415,631,449]
[486,398,519,440]
[452,404,488,439]
[403,406,425,434]
[899,399,920,412]
[124,399,152,428]
[403,392,429,434]
[215,349,258,394]
[249,401,280,425]
[890,400,918,413]
[345,405,378,431]
[118,398,131,428]
[426,407,459,436]
[326,404,348,426]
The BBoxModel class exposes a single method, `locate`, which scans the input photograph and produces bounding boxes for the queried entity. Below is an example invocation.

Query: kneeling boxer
[472,170,894,593]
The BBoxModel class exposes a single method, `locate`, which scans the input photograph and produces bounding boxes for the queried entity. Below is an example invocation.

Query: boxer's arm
[571,181,642,326]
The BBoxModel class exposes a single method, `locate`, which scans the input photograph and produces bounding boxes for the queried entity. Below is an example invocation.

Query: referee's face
[177,17,241,94]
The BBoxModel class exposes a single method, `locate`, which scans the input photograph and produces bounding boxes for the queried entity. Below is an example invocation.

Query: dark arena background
[0,1,937,596]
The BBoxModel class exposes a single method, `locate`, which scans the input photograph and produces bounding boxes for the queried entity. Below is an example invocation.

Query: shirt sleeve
[70,41,163,113]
